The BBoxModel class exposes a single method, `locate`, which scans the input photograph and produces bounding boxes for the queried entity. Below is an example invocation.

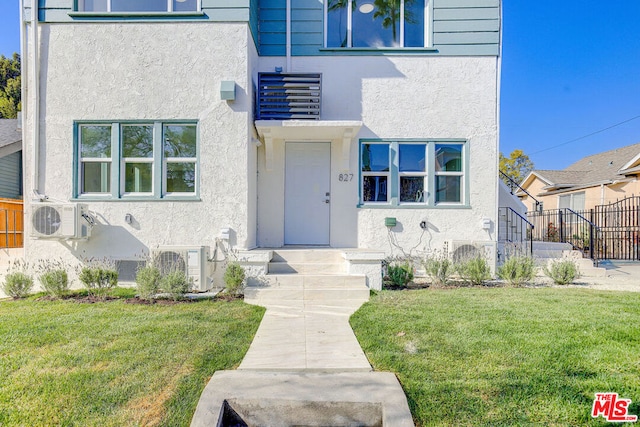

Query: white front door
[285,142,331,245]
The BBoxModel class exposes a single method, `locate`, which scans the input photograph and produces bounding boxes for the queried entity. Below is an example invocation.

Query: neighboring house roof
[0,119,21,158]
[519,142,640,196]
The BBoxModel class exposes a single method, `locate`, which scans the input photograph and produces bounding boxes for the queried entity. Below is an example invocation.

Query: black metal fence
[527,196,640,261]
[498,207,534,257]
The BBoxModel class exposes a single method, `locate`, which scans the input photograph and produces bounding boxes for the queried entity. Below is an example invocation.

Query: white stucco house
[19,0,502,290]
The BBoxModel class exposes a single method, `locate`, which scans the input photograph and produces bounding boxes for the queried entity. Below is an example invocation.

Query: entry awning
[255,120,363,171]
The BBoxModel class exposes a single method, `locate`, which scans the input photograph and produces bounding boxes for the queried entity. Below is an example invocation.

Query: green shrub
[136,265,161,300]
[2,271,34,299]
[424,254,453,287]
[39,269,69,298]
[457,255,491,286]
[544,259,579,285]
[384,262,414,289]
[223,262,246,295]
[79,267,118,298]
[497,255,536,287]
[160,269,190,301]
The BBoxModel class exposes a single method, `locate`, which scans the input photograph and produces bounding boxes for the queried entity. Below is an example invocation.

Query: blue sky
[1,1,639,171]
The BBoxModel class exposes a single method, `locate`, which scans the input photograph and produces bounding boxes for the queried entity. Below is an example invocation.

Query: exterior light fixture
[359,3,374,13]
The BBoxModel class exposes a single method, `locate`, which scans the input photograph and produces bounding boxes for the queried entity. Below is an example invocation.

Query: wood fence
[0,198,23,248]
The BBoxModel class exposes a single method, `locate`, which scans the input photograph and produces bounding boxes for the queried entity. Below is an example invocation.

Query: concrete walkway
[191,265,415,426]
[238,301,372,372]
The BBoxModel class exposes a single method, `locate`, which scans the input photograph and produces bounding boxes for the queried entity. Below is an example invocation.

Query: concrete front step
[268,262,345,275]
[255,274,366,288]
[270,249,344,264]
[245,287,370,303]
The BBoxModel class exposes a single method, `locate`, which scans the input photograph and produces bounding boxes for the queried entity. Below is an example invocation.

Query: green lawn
[351,288,640,426]
[0,293,264,426]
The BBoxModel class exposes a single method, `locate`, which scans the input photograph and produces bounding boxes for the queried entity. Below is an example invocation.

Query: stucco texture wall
[257,56,499,256]
[23,23,256,268]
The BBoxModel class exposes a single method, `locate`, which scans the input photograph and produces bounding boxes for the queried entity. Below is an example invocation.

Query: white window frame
[77,0,201,13]
[75,121,198,200]
[398,143,427,205]
[361,142,391,204]
[324,0,432,48]
[434,143,465,205]
[359,140,467,207]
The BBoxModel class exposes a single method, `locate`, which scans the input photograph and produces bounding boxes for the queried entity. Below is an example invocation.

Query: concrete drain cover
[219,399,383,427]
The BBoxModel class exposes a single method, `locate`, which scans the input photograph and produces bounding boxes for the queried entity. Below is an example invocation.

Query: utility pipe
[30,0,41,198]
[285,0,291,71]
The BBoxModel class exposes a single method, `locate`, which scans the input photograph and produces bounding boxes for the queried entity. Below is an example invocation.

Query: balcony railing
[256,73,321,120]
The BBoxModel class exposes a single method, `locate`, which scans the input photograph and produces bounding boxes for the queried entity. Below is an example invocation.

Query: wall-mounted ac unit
[445,240,497,272]
[30,203,92,239]
[151,246,213,292]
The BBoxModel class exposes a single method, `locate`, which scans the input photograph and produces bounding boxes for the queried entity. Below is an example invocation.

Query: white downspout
[600,183,605,205]
[30,0,41,198]
[285,0,291,71]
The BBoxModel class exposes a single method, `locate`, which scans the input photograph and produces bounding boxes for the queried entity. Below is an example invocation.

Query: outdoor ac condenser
[30,203,92,240]
[150,246,213,292]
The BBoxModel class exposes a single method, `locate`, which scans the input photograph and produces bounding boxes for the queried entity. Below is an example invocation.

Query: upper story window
[326,0,427,48]
[77,0,199,12]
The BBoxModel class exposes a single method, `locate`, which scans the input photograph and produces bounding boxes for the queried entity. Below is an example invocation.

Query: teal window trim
[73,120,199,201]
[358,138,469,209]
[67,11,207,21]
[318,48,438,56]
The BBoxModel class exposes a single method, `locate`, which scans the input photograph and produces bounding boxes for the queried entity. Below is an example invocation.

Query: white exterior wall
[257,56,499,256]
[22,23,256,272]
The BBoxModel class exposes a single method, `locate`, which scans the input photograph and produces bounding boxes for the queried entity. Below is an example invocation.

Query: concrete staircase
[244,249,370,309]
[532,242,606,277]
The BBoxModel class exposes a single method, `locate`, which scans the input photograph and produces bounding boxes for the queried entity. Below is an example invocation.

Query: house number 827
[338,173,353,182]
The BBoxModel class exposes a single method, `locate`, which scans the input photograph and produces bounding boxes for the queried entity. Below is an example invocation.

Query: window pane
[404,0,425,47]
[400,176,425,202]
[111,0,168,12]
[327,0,348,47]
[361,144,389,172]
[353,1,399,47]
[81,125,111,158]
[435,144,462,172]
[80,0,107,11]
[166,163,196,193]
[436,176,461,203]
[124,163,153,193]
[362,176,388,202]
[164,125,197,158]
[82,162,111,193]
[122,125,153,158]
[173,0,197,11]
[399,144,426,172]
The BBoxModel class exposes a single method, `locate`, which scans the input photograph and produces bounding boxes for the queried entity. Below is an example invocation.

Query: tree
[0,53,21,119]
[500,149,534,186]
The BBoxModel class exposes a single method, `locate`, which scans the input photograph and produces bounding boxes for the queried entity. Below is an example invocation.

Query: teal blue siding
[250,0,259,47]
[258,0,285,56]
[0,152,22,199]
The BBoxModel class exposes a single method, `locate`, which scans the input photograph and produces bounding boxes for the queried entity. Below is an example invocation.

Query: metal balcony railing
[256,73,321,120]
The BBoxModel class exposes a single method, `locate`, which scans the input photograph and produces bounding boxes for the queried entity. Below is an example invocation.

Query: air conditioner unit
[151,246,213,292]
[30,203,92,239]
[445,240,497,273]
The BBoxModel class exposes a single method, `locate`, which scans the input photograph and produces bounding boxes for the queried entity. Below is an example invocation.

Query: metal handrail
[499,207,535,257]
[500,170,541,210]
[566,208,600,264]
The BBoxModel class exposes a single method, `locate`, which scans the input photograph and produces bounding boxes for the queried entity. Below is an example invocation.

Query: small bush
[2,271,34,299]
[79,266,118,298]
[136,265,161,300]
[544,259,579,285]
[223,262,245,295]
[39,269,69,298]
[457,256,491,286]
[160,269,190,301]
[384,262,414,289]
[424,254,453,287]
[497,255,536,287]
